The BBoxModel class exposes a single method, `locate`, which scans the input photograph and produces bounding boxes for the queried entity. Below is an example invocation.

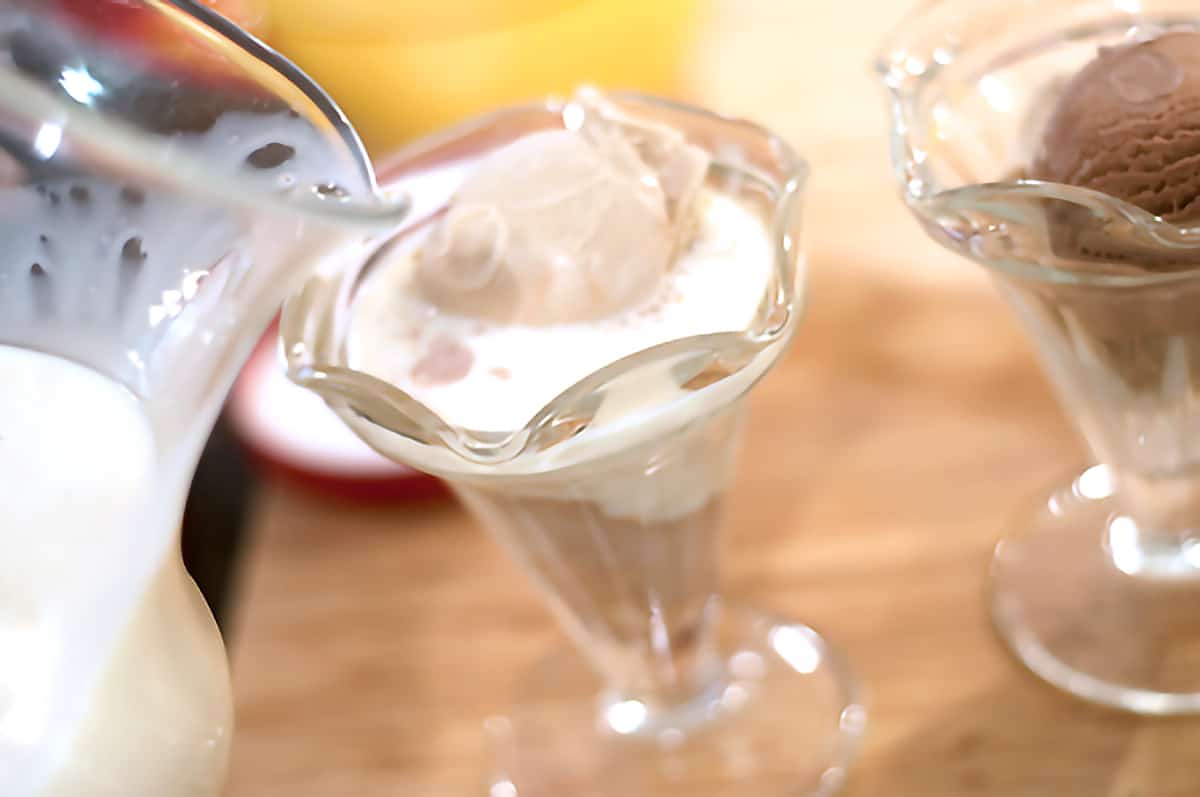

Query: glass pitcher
[0,1,404,794]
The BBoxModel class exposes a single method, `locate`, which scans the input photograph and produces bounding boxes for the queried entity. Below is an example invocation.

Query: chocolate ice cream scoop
[1032,32,1200,223]
[1023,33,1200,393]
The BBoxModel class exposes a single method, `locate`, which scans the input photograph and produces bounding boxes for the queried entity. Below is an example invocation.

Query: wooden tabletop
[225,2,1200,795]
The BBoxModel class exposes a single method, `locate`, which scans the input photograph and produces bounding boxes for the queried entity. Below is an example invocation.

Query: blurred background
[264,0,702,152]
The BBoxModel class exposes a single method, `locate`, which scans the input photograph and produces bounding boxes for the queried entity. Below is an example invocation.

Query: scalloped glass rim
[282,93,807,467]
[874,0,1200,288]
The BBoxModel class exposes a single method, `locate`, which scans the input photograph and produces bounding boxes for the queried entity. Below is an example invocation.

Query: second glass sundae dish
[284,89,864,795]
[879,0,1200,713]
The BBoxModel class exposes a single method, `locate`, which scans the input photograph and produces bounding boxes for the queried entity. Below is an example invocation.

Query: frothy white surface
[348,191,773,433]
[0,346,229,796]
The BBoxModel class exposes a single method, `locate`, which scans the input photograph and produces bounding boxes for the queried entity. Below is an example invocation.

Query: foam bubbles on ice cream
[414,90,710,325]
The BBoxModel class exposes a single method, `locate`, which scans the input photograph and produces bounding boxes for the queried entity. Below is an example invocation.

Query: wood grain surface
[225,1,1200,794]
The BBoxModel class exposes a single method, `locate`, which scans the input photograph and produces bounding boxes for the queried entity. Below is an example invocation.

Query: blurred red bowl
[228,328,445,503]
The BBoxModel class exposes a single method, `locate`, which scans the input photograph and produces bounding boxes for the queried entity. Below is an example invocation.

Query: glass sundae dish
[878,0,1200,714]
[283,89,865,795]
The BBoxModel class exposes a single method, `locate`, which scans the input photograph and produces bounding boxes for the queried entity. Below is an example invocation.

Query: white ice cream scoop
[416,90,710,324]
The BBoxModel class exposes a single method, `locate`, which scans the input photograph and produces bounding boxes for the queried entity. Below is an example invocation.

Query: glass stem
[455,406,747,731]
[1111,469,1200,579]
[472,485,730,720]
[598,590,726,711]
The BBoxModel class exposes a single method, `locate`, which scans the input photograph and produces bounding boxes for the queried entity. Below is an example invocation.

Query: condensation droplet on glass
[315,182,348,200]
[839,703,867,734]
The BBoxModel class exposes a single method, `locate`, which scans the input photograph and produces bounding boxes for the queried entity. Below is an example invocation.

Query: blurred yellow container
[261,0,702,154]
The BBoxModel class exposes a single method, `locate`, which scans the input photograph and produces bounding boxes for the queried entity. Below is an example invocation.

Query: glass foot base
[487,605,864,797]
[990,467,1200,715]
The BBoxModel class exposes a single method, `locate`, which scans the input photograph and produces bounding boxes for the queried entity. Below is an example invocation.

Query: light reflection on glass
[978,75,1014,113]
[932,103,953,140]
[59,66,105,105]
[1107,515,1144,575]
[1184,540,1200,569]
[1046,494,1063,517]
[489,780,518,797]
[605,699,648,735]
[1075,464,1115,500]
[769,626,820,675]
[904,55,927,76]
[657,727,685,751]
[729,650,765,680]
[181,270,209,302]
[32,124,62,160]
[839,703,868,734]
[721,684,750,711]
[148,289,186,328]
[561,102,585,131]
